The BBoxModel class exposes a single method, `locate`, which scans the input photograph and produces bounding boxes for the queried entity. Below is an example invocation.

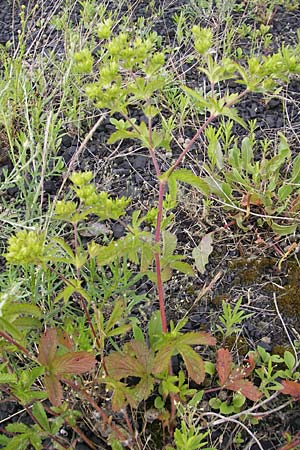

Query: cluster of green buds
[54,171,130,223]
[4,230,45,266]
[192,25,213,56]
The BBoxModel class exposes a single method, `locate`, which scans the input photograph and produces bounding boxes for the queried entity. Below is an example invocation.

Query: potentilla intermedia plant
[1,14,300,450]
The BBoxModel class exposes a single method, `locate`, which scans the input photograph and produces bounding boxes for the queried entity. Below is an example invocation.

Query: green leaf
[209,397,221,409]
[181,85,210,111]
[291,154,300,182]
[179,344,206,384]
[241,137,254,171]
[188,390,204,407]
[192,233,214,274]
[0,373,17,384]
[278,185,293,202]
[6,423,29,433]
[232,392,246,408]
[148,310,163,348]
[132,323,145,342]
[105,299,125,333]
[171,261,195,276]
[32,403,51,433]
[271,222,297,236]
[284,351,296,371]
[0,318,23,340]
[174,169,210,195]
[5,304,41,318]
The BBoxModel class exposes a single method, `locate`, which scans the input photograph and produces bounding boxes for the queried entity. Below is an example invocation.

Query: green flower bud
[73,49,93,74]
[97,18,113,40]
[4,230,45,265]
[70,171,94,186]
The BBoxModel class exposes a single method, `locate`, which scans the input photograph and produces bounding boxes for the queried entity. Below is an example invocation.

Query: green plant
[1,8,300,449]
[216,297,253,340]
[205,126,300,234]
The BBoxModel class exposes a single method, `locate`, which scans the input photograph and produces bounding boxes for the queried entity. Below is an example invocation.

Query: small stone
[111,223,126,239]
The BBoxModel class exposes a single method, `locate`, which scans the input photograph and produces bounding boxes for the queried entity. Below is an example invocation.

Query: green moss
[226,257,300,318]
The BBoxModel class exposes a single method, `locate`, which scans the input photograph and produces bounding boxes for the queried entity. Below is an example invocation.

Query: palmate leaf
[153,331,216,377]
[152,342,174,375]
[38,328,96,406]
[177,331,217,347]
[105,340,155,380]
[216,348,262,401]
[105,378,139,411]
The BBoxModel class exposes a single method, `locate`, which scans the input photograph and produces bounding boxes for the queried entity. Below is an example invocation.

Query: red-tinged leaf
[178,331,217,347]
[44,374,63,407]
[216,348,232,386]
[152,345,174,375]
[225,379,262,402]
[105,352,148,380]
[53,351,96,375]
[243,353,256,377]
[57,330,74,351]
[280,380,300,398]
[38,328,58,367]
[123,341,155,373]
[179,344,205,384]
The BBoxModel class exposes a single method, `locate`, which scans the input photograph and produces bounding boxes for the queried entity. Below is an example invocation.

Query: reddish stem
[0,331,33,359]
[61,378,130,445]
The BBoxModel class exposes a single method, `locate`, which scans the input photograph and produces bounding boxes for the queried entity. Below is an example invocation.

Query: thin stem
[154,180,168,332]
[169,113,216,175]
[0,331,33,359]
[61,378,132,446]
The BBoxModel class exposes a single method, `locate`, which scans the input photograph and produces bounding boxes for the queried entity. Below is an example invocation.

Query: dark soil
[0,1,300,449]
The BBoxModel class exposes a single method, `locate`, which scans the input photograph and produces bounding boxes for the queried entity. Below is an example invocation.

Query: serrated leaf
[153,344,174,374]
[0,373,17,384]
[179,344,205,384]
[32,402,51,432]
[105,341,154,379]
[192,233,214,274]
[5,423,29,433]
[216,348,232,386]
[38,328,58,367]
[53,351,96,375]
[225,378,262,401]
[44,373,63,407]
[280,380,300,398]
[178,331,216,347]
